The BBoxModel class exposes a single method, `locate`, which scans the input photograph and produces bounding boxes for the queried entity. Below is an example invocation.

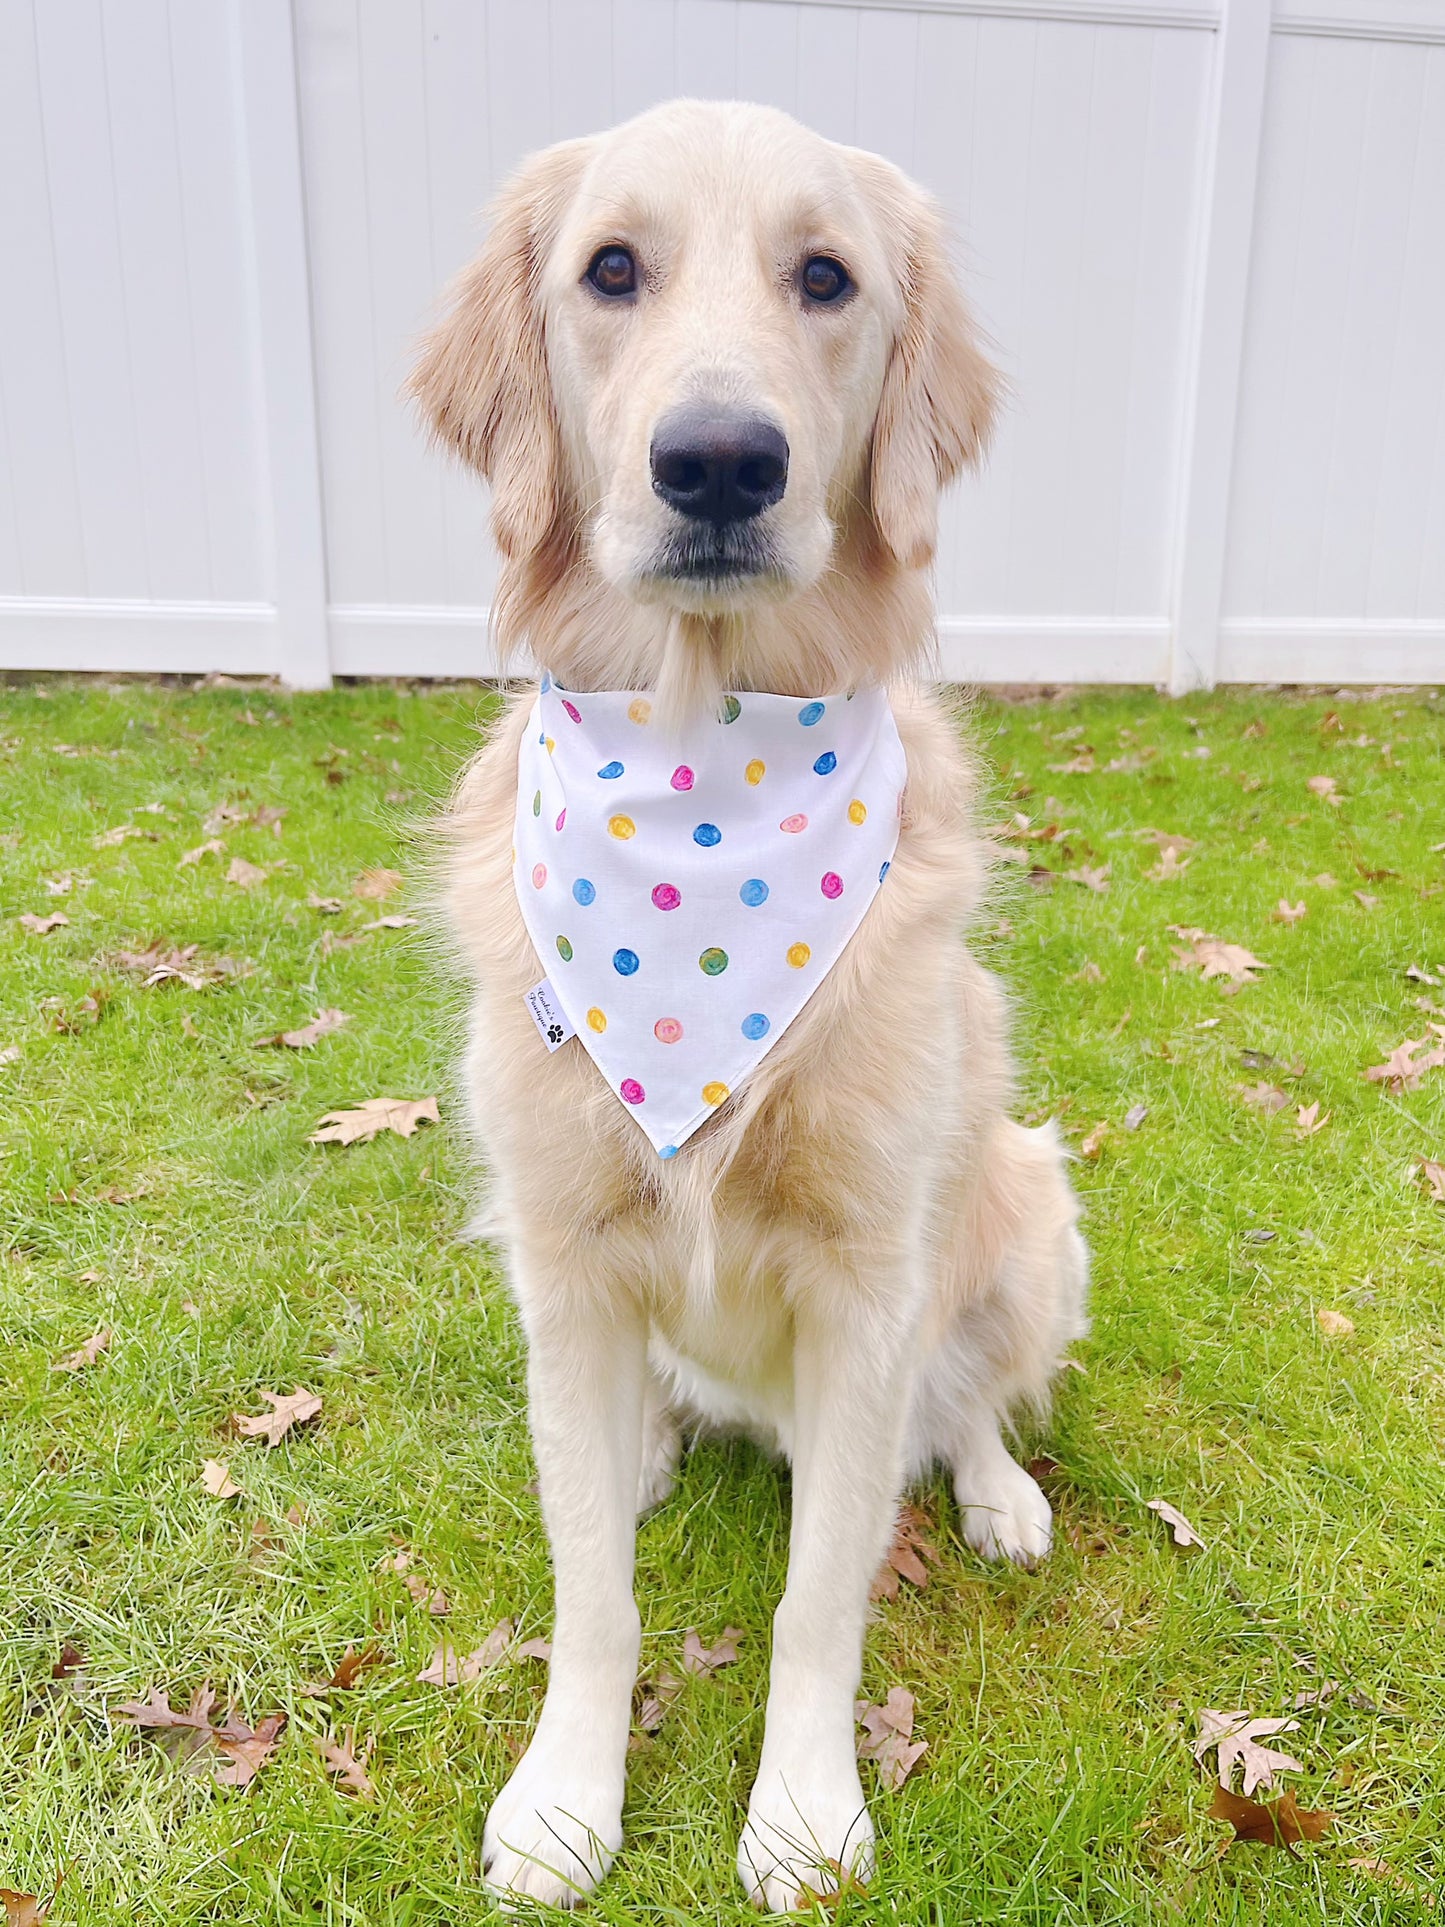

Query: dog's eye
[800,255,852,305]
[586,246,637,298]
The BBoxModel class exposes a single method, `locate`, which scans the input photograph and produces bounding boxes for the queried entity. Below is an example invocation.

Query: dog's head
[411,100,998,680]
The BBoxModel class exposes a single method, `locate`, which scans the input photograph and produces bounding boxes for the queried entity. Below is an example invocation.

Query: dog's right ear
[408,141,590,561]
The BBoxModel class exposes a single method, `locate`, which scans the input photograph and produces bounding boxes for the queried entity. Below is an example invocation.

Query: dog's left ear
[855,156,1001,570]
[407,139,590,562]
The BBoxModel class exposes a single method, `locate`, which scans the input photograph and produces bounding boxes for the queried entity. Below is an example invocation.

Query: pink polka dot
[654,1017,683,1044]
[780,813,809,834]
[670,765,695,791]
[555,808,566,832]
[651,882,681,911]
[620,1078,645,1104]
[531,863,547,888]
[561,699,582,724]
[821,871,844,899]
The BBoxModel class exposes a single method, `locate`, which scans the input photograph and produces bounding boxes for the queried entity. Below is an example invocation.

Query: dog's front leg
[738,1267,918,1910]
[483,1256,646,1910]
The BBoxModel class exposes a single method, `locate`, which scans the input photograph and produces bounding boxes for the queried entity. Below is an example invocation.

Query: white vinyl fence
[1,0,1442,691]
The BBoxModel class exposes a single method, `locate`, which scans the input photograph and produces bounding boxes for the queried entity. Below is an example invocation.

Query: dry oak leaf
[306,894,345,914]
[1364,1029,1445,1091]
[1295,1102,1330,1138]
[1347,1857,1437,1907]
[19,912,68,935]
[1209,1782,1333,1849]
[55,1328,110,1372]
[1078,1121,1109,1160]
[329,1643,388,1690]
[2,1880,60,1926]
[255,1008,349,1050]
[232,1386,322,1448]
[113,1682,287,1786]
[517,1637,552,1662]
[856,1687,928,1790]
[872,1502,942,1601]
[417,1621,514,1687]
[1147,847,1190,882]
[1417,1156,1445,1203]
[635,1670,683,1734]
[226,856,269,890]
[361,914,418,931]
[1169,927,1268,986]
[1305,775,1341,804]
[310,1096,439,1145]
[1065,863,1111,893]
[1273,900,1308,924]
[1194,1709,1304,1796]
[1240,1082,1290,1115]
[201,1458,239,1499]
[352,867,403,900]
[403,1572,451,1615]
[212,1709,287,1788]
[1317,1308,1355,1337]
[94,821,149,847]
[319,1728,376,1800]
[1138,829,1196,857]
[683,1626,744,1676]
[178,838,225,867]
[1146,1498,1205,1549]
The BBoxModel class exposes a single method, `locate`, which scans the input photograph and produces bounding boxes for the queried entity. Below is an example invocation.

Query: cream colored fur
[413,99,1088,1913]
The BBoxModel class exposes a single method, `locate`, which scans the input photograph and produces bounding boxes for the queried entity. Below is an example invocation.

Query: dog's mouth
[646,521,782,587]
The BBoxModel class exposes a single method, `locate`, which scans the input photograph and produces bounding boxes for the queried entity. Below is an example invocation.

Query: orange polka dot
[628,698,652,725]
[787,942,811,969]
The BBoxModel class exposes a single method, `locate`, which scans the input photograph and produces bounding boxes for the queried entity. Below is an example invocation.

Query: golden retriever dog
[411,99,1088,1911]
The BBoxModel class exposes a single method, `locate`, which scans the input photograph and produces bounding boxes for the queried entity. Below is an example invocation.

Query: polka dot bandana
[513,677,906,1156]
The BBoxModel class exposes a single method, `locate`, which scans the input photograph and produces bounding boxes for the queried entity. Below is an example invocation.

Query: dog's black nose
[650,411,789,524]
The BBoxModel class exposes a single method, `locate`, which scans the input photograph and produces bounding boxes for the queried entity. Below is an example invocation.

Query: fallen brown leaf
[254,1008,349,1050]
[1364,1029,1445,1091]
[212,1709,287,1788]
[1169,927,1268,986]
[1295,1102,1329,1137]
[200,1458,239,1499]
[361,914,418,931]
[1273,900,1307,924]
[1240,1083,1290,1114]
[1194,1709,1304,1796]
[307,894,345,914]
[328,1643,388,1690]
[417,1621,514,1687]
[1065,863,1111,893]
[517,1637,552,1662]
[1138,830,1196,857]
[179,838,225,867]
[1079,1121,1109,1160]
[1347,1857,1437,1907]
[1417,1156,1445,1203]
[2,1879,60,1926]
[1147,847,1190,882]
[1209,1782,1333,1848]
[231,1386,322,1448]
[1305,775,1341,805]
[55,1328,110,1372]
[635,1669,683,1734]
[1146,1498,1205,1549]
[871,1502,942,1601]
[353,867,403,900]
[683,1626,744,1676]
[52,1642,85,1681]
[856,1687,928,1790]
[1123,1103,1148,1131]
[318,1728,376,1799]
[309,1096,439,1145]
[226,856,269,890]
[19,912,68,935]
[402,1572,450,1615]
[94,822,150,847]
[1317,1308,1355,1337]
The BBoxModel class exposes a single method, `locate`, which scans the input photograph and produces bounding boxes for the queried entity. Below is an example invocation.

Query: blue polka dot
[798,701,825,727]
[537,730,545,744]
[612,947,639,976]
[879,860,891,882]
[741,1012,771,1040]
[540,673,552,692]
[572,878,596,906]
[739,878,769,906]
[597,760,625,780]
[693,822,722,847]
[658,1144,679,1159]
[812,750,837,775]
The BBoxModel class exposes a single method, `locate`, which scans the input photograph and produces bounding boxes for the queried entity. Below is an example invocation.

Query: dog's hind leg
[636,1359,681,1516]
[482,1248,647,1910]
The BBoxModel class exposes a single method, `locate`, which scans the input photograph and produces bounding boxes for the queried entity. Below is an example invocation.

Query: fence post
[234,0,331,690]
[1167,0,1271,695]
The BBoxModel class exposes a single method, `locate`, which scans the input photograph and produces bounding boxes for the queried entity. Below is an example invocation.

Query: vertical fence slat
[235,0,331,689]
[1167,0,1271,692]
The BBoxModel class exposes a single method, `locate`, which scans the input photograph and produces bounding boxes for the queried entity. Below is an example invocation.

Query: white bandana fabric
[513,677,906,1157]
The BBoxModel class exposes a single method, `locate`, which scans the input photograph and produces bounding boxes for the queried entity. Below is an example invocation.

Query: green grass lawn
[2,675,1443,1926]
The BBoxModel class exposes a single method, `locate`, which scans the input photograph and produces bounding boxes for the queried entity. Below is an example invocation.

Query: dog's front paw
[738,1754,875,1912]
[483,1737,624,1910]
[956,1454,1053,1566]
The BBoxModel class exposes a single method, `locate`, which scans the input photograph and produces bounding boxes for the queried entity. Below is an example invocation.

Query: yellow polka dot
[848,798,867,825]
[628,698,652,725]
[586,1007,607,1033]
[745,758,766,785]
[787,942,811,969]
[609,814,636,839]
[545,736,555,754]
[702,1081,729,1107]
